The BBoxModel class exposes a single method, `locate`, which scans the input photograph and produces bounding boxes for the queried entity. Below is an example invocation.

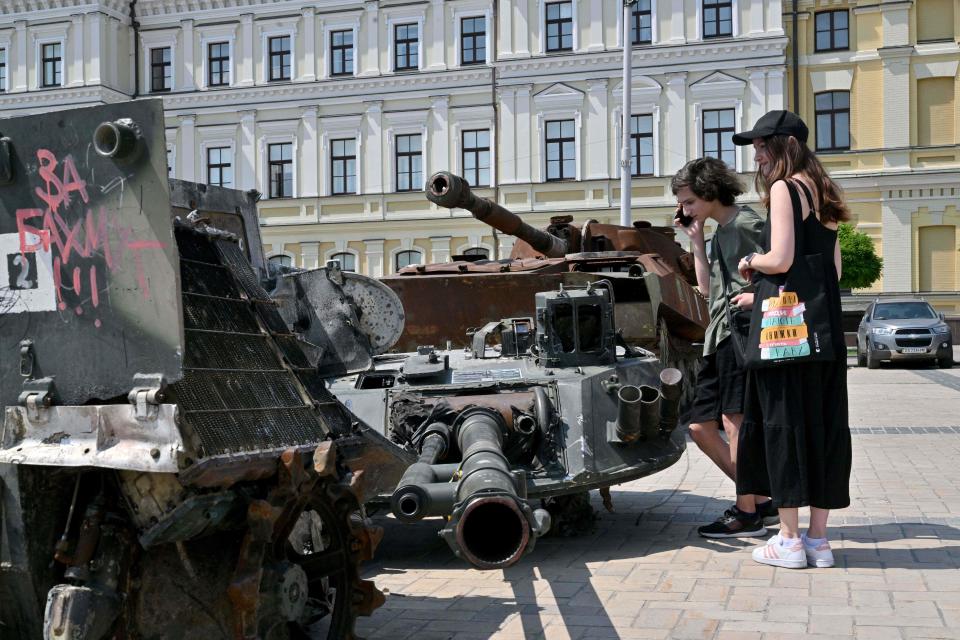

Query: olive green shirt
[703,205,765,356]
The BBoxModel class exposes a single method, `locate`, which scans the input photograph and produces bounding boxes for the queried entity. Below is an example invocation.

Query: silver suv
[857,298,953,369]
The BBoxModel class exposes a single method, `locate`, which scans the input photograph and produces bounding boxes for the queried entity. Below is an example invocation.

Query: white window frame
[267,252,296,268]
[200,30,236,90]
[325,247,360,272]
[199,129,237,189]
[451,106,497,187]
[385,110,430,192]
[455,242,495,257]
[533,83,585,183]
[322,18,361,79]
[320,114,364,196]
[611,77,663,178]
[35,35,67,89]
[690,71,746,171]
[538,0,579,55]
[693,100,743,172]
[696,0,740,41]
[615,0,659,46]
[453,8,493,68]
[0,36,12,93]
[259,125,299,199]
[261,26,297,83]
[389,241,427,274]
[141,31,177,93]
[386,13,426,73]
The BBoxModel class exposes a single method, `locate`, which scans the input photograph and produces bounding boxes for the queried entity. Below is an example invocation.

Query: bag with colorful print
[743,182,837,369]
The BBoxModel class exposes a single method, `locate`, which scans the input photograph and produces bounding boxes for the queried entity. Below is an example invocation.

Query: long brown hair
[754,135,850,224]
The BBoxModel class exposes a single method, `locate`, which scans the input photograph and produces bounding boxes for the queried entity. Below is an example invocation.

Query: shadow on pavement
[360,489,960,639]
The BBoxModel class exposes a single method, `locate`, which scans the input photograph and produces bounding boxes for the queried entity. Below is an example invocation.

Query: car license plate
[901,347,927,353]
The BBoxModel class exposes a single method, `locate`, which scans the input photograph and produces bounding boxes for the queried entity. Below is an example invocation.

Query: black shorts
[688,337,747,425]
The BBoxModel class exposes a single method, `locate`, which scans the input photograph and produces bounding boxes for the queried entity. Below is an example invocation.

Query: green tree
[838,223,883,290]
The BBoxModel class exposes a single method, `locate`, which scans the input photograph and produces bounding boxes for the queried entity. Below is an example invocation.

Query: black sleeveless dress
[735,180,852,509]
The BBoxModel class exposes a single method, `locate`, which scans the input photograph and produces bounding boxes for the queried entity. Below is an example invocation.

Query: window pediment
[808,68,854,92]
[689,71,746,99]
[533,83,584,109]
[613,76,662,105]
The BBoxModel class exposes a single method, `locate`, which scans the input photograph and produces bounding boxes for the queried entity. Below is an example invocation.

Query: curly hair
[670,157,744,206]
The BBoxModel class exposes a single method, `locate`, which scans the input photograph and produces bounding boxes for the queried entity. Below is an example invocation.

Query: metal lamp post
[620,0,637,227]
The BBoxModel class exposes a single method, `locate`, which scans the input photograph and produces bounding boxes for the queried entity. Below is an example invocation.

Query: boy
[671,157,778,537]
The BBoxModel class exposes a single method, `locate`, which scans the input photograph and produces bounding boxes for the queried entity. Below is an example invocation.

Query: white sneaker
[751,534,806,569]
[802,534,835,568]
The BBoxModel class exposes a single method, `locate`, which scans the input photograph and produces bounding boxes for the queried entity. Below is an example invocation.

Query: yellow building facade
[786,0,960,311]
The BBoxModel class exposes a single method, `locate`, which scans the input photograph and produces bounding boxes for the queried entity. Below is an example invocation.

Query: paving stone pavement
[357,362,960,640]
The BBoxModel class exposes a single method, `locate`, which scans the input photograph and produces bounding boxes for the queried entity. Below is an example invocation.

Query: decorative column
[301,242,320,270]
[746,0,765,35]
[664,72,687,174]
[881,199,912,292]
[766,69,785,110]
[669,0,685,43]
[428,0,447,70]
[179,115,197,182]
[585,79,609,179]
[88,13,102,85]
[587,0,604,51]
[515,85,532,183]
[239,110,256,190]
[181,19,196,90]
[300,107,319,197]
[429,96,450,179]
[498,87,517,183]
[364,239,384,277]
[514,0,530,56]
[107,18,120,88]
[363,101,384,193]
[430,237,451,263]
[302,8,317,81]
[14,21,27,91]
[745,69,766,170]
[362,1,380,76]
[239,14,254,86]
[70,15,85,86]
[879,46,912,168]
[499,0,514,57]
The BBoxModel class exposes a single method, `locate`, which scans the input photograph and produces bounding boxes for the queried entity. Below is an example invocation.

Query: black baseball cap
[732,110,809,145]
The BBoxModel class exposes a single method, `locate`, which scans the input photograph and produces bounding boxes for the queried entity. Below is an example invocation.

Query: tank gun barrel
[426,171,568,258]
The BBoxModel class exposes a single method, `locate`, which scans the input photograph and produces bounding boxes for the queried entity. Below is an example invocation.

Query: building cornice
[0,0,129,20]
[136,0,361,21]
[495,37,788,82]
[158,68,492,113]
[0,86,130,115]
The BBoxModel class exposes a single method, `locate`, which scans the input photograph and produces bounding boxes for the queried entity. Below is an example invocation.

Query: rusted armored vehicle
[0,101,409,639]
[383,172,708,393]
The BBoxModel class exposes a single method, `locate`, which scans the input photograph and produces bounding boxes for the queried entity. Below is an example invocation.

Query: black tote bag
[743,181,836,369]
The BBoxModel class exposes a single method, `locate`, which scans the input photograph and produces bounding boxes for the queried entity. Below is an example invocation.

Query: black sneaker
[757,500,780,526]
[697,507,767,538]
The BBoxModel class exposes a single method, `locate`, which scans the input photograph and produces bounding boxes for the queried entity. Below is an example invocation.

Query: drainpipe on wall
[791,0,799,112]
[130,1,140,99]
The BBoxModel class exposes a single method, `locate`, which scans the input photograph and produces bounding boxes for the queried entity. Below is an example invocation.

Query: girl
[731,110,852,569]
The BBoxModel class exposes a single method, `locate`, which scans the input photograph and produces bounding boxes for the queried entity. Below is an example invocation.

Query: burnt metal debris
[0,101,403,639]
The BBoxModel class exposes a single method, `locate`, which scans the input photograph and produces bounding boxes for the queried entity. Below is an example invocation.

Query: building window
[150,47,172,92]
[815,91,850,151]
[703,0,733,39]
[269,254,293,268]
[631,114,654,177]
[395,250,422,271]
[463,247,489,258]
[632,0,652,45]
[395,133,422,192]
[269,36,291,81]
[545,2,574,52]
[330,30,353,76]
[166,147,174,177]
[462,129,491,187]
[394,23,419,71]
[268,142,293,198]
[702,108,735,167]
[545,119,576,181]
[208,42,230,87]
[0,49,6,92]
[41,42,62,87]
[815,10,849,52]
[330,252,356,272]
[461,16,486,65]
[331,138,357,195]
[206,147,233,188]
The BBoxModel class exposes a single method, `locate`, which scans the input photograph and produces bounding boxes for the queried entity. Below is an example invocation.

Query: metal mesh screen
[182,295,261,333]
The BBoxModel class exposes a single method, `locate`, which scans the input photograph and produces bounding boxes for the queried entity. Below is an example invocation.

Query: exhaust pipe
[616,384,660,442]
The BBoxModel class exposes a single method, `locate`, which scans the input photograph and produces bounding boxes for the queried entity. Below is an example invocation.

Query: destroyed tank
[384,171,709,399]
[0,101,410,639]
[308,173,707,569]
